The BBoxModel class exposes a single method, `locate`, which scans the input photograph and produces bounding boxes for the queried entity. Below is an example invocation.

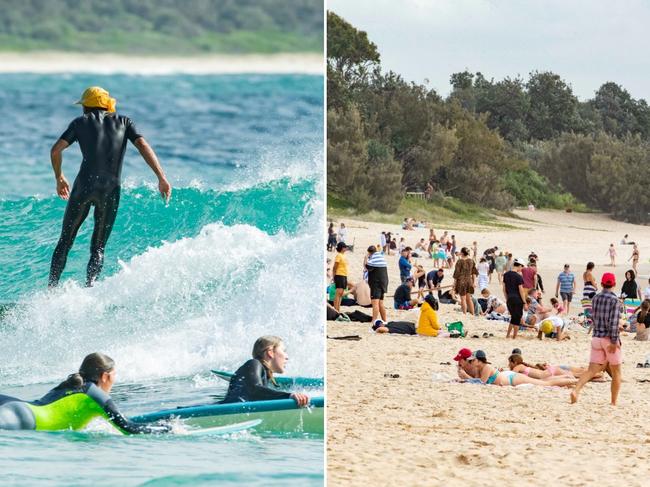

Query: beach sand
[327,210,650,486]
[0,51,323,75]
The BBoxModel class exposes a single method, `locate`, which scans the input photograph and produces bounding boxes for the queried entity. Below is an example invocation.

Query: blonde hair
[252,336,284,386]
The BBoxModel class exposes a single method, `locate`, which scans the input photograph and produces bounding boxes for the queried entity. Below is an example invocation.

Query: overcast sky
[328,0,650,101]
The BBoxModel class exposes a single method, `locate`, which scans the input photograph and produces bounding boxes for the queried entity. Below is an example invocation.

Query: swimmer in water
[48,86,171,287]
[221,336,310,407]
[0,353,169,433]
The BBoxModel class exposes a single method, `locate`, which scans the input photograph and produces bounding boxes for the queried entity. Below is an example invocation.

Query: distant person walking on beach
[494,252,507,283]
[606,243,617,267]
[332,242,349,312]
[629,243,640,274]
[555,264,576,315]
[571,272,623,405]
[453,247,478,315]
[49,86,171,287]
[327,222,337,251]
[503,259,526,339]
[365,245,389,324]
[338,222,348,244]
[582,262,597,299]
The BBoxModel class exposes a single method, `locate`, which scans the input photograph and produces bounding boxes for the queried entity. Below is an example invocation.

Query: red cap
[453,348,472,361]
[601,272,616,287]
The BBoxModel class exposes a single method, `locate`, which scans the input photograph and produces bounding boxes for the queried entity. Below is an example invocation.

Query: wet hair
[638,300,650,324]
[586,262,595,271]
[57,352,115,389]
[253,335,284,386]
[626,269,636,280]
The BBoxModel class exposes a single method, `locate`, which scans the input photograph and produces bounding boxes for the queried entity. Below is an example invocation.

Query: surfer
[48,86,171,287]
[0,353,169,433]
[222,336,310,406]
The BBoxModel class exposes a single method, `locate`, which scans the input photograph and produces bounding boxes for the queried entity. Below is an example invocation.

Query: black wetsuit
[0,382,168,433]
[49,109,143,287]
[221,359,292,403]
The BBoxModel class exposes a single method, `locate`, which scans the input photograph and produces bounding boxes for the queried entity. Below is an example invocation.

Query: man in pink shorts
[570,272,623,405]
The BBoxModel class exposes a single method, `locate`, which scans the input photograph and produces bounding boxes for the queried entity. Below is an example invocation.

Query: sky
[328,0,650,101]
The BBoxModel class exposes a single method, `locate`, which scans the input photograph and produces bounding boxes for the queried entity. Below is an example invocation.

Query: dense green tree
[526,71,580,140]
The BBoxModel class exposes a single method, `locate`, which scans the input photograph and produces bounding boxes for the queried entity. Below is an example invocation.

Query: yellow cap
[74,86,116,113]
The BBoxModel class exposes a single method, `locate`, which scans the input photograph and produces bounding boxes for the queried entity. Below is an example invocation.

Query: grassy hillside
[0,0,323,54]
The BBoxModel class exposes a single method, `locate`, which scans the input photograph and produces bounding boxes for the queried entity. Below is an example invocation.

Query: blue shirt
[557,272,575,293]
[399,255,412,278]
[367,251,388,267]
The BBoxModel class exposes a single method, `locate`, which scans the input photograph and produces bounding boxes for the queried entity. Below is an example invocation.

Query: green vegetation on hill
[327,11,650,223]
[0,0,323,54]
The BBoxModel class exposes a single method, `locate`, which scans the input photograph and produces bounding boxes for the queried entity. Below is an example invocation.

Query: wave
[0,178,316,299]
[0,219,324,387]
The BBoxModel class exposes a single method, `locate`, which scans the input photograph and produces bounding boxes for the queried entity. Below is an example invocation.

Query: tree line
[327,11,650,222]
[0,0,323,54]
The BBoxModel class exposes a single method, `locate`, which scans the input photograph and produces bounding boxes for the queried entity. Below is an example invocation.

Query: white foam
[1,221,323,386]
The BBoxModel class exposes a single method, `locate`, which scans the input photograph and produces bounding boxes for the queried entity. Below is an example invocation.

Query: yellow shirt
[334,252,348,277]
[417,302,440,336]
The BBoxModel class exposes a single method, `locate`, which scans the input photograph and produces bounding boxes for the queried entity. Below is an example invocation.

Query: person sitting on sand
[394,277,419,310]
[415,238,428,254]
[417,294,441,336]
[507,354,602,380]
[620,269,642,301]
[470,350,577,387]
[480,288,507,315]
[634,299,650,341]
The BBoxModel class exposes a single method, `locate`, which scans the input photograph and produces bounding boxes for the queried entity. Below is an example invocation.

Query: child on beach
[550,297,564,315]
[508,354,601,380]
[606,243,617,266]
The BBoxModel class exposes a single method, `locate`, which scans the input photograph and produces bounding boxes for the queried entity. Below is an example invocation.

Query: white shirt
[338,226,347,243]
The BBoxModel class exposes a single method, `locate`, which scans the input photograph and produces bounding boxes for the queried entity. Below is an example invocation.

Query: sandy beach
[0,51,323,75]
[327,210,650,486]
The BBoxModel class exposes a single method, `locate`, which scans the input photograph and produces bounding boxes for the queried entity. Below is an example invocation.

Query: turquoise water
[0,74,324,485]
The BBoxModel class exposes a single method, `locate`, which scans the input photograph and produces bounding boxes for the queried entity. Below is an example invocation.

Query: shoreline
[0,51,323,75]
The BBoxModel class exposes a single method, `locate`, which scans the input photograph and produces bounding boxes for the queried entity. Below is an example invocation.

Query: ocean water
[0,73,324,486]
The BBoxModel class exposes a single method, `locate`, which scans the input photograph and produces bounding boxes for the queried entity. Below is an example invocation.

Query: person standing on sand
[365,245,389,324]
[453,247,478,315]
[571,272,623,405]
[503,259,526,339]
[555,264,576,315]
[332,242,349,312]
[606,243,617,267]
[398,247,413,283]
[628,243,639,274]
[582,262,597,300]
[49,86,171,287]
[338,222,348,244]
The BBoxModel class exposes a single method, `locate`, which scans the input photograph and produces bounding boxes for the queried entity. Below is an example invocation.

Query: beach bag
[446,321,465,337]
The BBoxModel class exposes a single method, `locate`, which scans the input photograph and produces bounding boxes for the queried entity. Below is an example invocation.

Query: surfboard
[211,370,324,389]
[182,419,261,436]
[131,396,324,436]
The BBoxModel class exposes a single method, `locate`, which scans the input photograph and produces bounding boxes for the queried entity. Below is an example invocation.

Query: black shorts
[367,266,388,300]
[334,275,347,290]
[506,296,524,325]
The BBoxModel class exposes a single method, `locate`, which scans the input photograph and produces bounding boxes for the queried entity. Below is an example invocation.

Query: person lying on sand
[508,353,604,381]
[470,350,577,387]
[453,348,478,379]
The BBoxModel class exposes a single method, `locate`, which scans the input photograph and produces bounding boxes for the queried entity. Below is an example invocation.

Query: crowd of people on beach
[327,220,648,404]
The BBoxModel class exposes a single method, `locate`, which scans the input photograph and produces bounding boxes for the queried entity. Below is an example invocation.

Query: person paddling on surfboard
[0,352,170,433]
[221,336,310,407]
[48,86,171,287]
